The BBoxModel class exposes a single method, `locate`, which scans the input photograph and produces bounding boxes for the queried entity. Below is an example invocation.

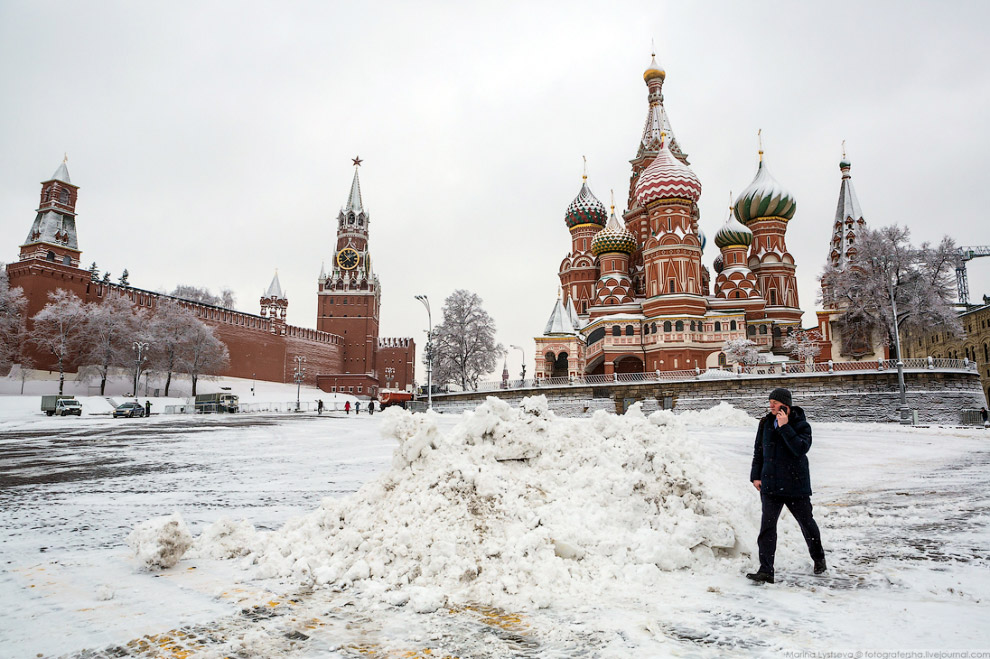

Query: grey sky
[2,1,989,383]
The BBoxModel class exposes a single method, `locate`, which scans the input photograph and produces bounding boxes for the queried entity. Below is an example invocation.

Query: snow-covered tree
[148,298,200,395]
[0,265,28,374]
[30,289,86,394]
[88,262,100,282]
[171,285,236,309]
[118,269,130,287]
[821,225,961,357]
[181,320,229,396]
[723,337,760,366]
[78,292,139,395]
[102,272,111,284]
[431,289,505,390]
[782,329,823,364]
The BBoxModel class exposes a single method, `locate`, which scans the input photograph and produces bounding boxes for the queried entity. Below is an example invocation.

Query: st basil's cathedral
[535,53,815,378]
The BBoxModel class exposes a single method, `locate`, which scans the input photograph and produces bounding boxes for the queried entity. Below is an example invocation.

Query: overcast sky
[2,1,989,383]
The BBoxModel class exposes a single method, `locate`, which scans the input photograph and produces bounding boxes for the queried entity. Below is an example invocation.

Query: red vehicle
[379,390,413,409]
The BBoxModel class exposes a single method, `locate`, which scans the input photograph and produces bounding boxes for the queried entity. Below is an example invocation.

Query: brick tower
[316,158,382,394]
[19,158,81,268]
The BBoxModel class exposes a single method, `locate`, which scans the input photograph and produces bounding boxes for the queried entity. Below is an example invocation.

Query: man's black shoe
[746,571,774,584]
[814,559,828,575]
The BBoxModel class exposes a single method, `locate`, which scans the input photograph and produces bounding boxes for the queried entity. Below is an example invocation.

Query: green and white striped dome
[733,157,796,225]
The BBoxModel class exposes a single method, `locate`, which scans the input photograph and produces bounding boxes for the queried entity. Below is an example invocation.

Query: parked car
[113,402,146,418]
[41,395,81,416]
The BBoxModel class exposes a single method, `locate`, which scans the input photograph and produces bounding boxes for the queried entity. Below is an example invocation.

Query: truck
[379,389,413,409]
[41,395,83,416]
[194,392,239,414]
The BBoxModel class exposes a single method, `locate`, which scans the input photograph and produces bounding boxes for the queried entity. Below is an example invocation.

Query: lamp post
[293,356,306,412]
[385,366,395,389]
[509,344,526,383]
[132,341,149,398]
[874,256,910,424]
[414,294,432,410]
[252,373,256,397]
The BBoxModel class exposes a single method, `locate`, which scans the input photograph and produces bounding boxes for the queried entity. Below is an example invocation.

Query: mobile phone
[780,404,789,414]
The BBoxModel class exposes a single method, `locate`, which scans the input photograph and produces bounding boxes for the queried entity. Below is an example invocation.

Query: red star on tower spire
[352,156,363,167]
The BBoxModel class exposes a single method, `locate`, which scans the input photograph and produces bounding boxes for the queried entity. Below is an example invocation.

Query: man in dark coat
[747,387,827,584]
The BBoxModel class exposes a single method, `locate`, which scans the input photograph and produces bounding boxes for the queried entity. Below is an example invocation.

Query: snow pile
[218,396,760,610]
[126,513,193,569]
[667,401,758,427]
[192,518,260,559]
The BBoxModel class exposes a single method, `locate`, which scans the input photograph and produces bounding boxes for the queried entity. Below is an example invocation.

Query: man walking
[747,387,826,584]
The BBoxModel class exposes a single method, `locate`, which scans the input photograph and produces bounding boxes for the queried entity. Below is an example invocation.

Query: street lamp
[293,356,306,412]
[873,256,910,424]
[414,294,432,410]
[132,341,149,398]
[509,344,526,383]
[385,366,395,388]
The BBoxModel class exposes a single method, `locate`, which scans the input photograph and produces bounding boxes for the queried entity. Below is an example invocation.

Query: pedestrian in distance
[355,401,361,415]
[981,406,988,427]
[344,401,351,415]
[317,399,324,415]
[747,387,827,584]
[144,400,151,418]
[368,400,375,415]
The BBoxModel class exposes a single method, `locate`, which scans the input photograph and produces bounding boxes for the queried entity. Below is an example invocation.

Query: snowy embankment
[134,396,773,613]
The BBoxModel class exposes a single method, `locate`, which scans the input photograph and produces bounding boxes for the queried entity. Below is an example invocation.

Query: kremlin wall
[6,160,415,397]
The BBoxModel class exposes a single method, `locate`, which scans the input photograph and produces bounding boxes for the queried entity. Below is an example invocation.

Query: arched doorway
[613,356,644,374]
[552,352,569,378]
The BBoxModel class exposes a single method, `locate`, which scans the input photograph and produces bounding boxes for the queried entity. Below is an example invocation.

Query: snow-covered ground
[1,394,988,658]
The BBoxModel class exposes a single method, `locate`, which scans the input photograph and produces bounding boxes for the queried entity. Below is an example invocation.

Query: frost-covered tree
[782,329,823,364]
[30,289,86,394]
[79,292,139,395]
[0,265,28,374]
[821,225,961,357]
[88,262,100,282]
[431,289,505,390]
[102,272,111,284]
[148,298,200,395]
[171,285,236,309]
[723,337,760,366]
[181,320,229,396]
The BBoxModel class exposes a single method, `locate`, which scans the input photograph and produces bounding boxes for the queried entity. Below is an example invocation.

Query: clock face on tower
[336,247,360,270]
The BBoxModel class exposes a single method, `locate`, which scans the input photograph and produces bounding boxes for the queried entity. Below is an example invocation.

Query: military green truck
[41,395,83,416]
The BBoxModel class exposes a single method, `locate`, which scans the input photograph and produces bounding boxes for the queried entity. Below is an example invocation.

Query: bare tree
[171,285,236,309]
[821,226,961,357]
[30,289,87,394]
[79,292,139,395]
[782,329,823,364]
[723,337,760,367]
[0,265,28,375]
[148,298,200,396]
[181,320,230,396]
[431,290,505,390]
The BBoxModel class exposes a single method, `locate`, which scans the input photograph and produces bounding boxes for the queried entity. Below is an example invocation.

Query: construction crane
[955,246,990,305]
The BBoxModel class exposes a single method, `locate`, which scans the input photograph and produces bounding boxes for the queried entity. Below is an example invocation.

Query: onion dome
[714,210,754,249]
[644,53,665,82]
[713,254,724,274]
[635,136,702,207]
[591,211,637,256]
[565,180,608,229]
[733,155,796,225]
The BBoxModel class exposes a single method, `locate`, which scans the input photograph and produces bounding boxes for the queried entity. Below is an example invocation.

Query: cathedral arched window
[675,320,684,332]
[59,189,70,204]
[46,250,55,261]
[63,255,71,265]
[714,321,722,332]
[748,325,756,336]
[651,322,657,333]
[730,320,737,331]
[612,326,621,337]
[760,325,768,335]
[625,325,634,336]
[773,327,781,338]
[663,321,672,332]
[644,324,650,335]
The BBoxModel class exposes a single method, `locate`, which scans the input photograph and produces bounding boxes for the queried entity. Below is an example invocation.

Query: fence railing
[439,358,978,396]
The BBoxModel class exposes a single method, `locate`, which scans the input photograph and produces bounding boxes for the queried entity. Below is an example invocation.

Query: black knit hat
[769,387,792,408]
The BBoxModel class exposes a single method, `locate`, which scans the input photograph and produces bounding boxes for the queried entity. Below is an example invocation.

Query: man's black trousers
[758,492,825,575]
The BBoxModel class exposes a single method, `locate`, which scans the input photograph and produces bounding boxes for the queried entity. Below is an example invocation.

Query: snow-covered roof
[566,298,583,330]
[265,272,285,300]
[343,167,364,214]
[543,298,577,335]
[830,159,866,269]
[50,161,71,184]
